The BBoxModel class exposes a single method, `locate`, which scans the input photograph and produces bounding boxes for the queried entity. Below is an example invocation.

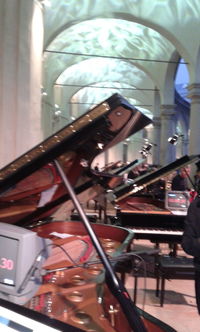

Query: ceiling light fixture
[168,134,184,145]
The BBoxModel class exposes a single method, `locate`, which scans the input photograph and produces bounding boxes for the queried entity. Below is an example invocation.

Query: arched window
[175,58,190,102]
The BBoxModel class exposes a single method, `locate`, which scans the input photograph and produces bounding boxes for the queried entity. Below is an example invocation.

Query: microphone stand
[53,159,147,332]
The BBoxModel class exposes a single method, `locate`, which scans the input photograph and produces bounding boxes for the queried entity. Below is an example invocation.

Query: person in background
[138,163,149,176]
[188,167,200,202]
[147,178,166,200]
[182,195,200,314]
[128,166,140,180]
[171,167,191,191]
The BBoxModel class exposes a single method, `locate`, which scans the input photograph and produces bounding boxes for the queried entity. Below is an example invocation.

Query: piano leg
[168,243,178,256]
[133,275,138,304]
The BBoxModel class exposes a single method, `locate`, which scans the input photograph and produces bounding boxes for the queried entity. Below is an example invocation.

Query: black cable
[130,254,147,311]
[54,83,157,91]
[45,49,188,64]
[43,240,90,270]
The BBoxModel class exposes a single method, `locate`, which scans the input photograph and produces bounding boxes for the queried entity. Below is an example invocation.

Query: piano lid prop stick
[53,159,147,332]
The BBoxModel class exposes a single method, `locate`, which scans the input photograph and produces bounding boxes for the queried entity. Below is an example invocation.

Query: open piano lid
[0,93,152,226]
[112,154,200,202]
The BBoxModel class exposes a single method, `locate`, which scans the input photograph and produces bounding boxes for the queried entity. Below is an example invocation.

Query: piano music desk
[156,255,195,307]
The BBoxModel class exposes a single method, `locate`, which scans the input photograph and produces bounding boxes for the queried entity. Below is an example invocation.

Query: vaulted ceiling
[41,0,199,144]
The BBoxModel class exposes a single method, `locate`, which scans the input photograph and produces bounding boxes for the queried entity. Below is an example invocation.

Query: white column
[177,136,189,158]
[160,105,177,166]
[151,116,161,166]
[0,0,44,167]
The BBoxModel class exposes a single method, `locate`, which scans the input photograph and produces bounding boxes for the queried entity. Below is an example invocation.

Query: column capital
[160,104,176,118]
[152,116,161,127]
[187,83,200,103]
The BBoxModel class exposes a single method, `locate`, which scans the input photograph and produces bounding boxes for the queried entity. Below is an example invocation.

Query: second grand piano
[110,155,200,248]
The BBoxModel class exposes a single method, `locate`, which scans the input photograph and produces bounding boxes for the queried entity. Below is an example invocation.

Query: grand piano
[110,155,200,248]
[0,94,176,332]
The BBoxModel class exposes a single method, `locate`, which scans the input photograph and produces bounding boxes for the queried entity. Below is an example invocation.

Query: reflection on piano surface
[0,94,177,331]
